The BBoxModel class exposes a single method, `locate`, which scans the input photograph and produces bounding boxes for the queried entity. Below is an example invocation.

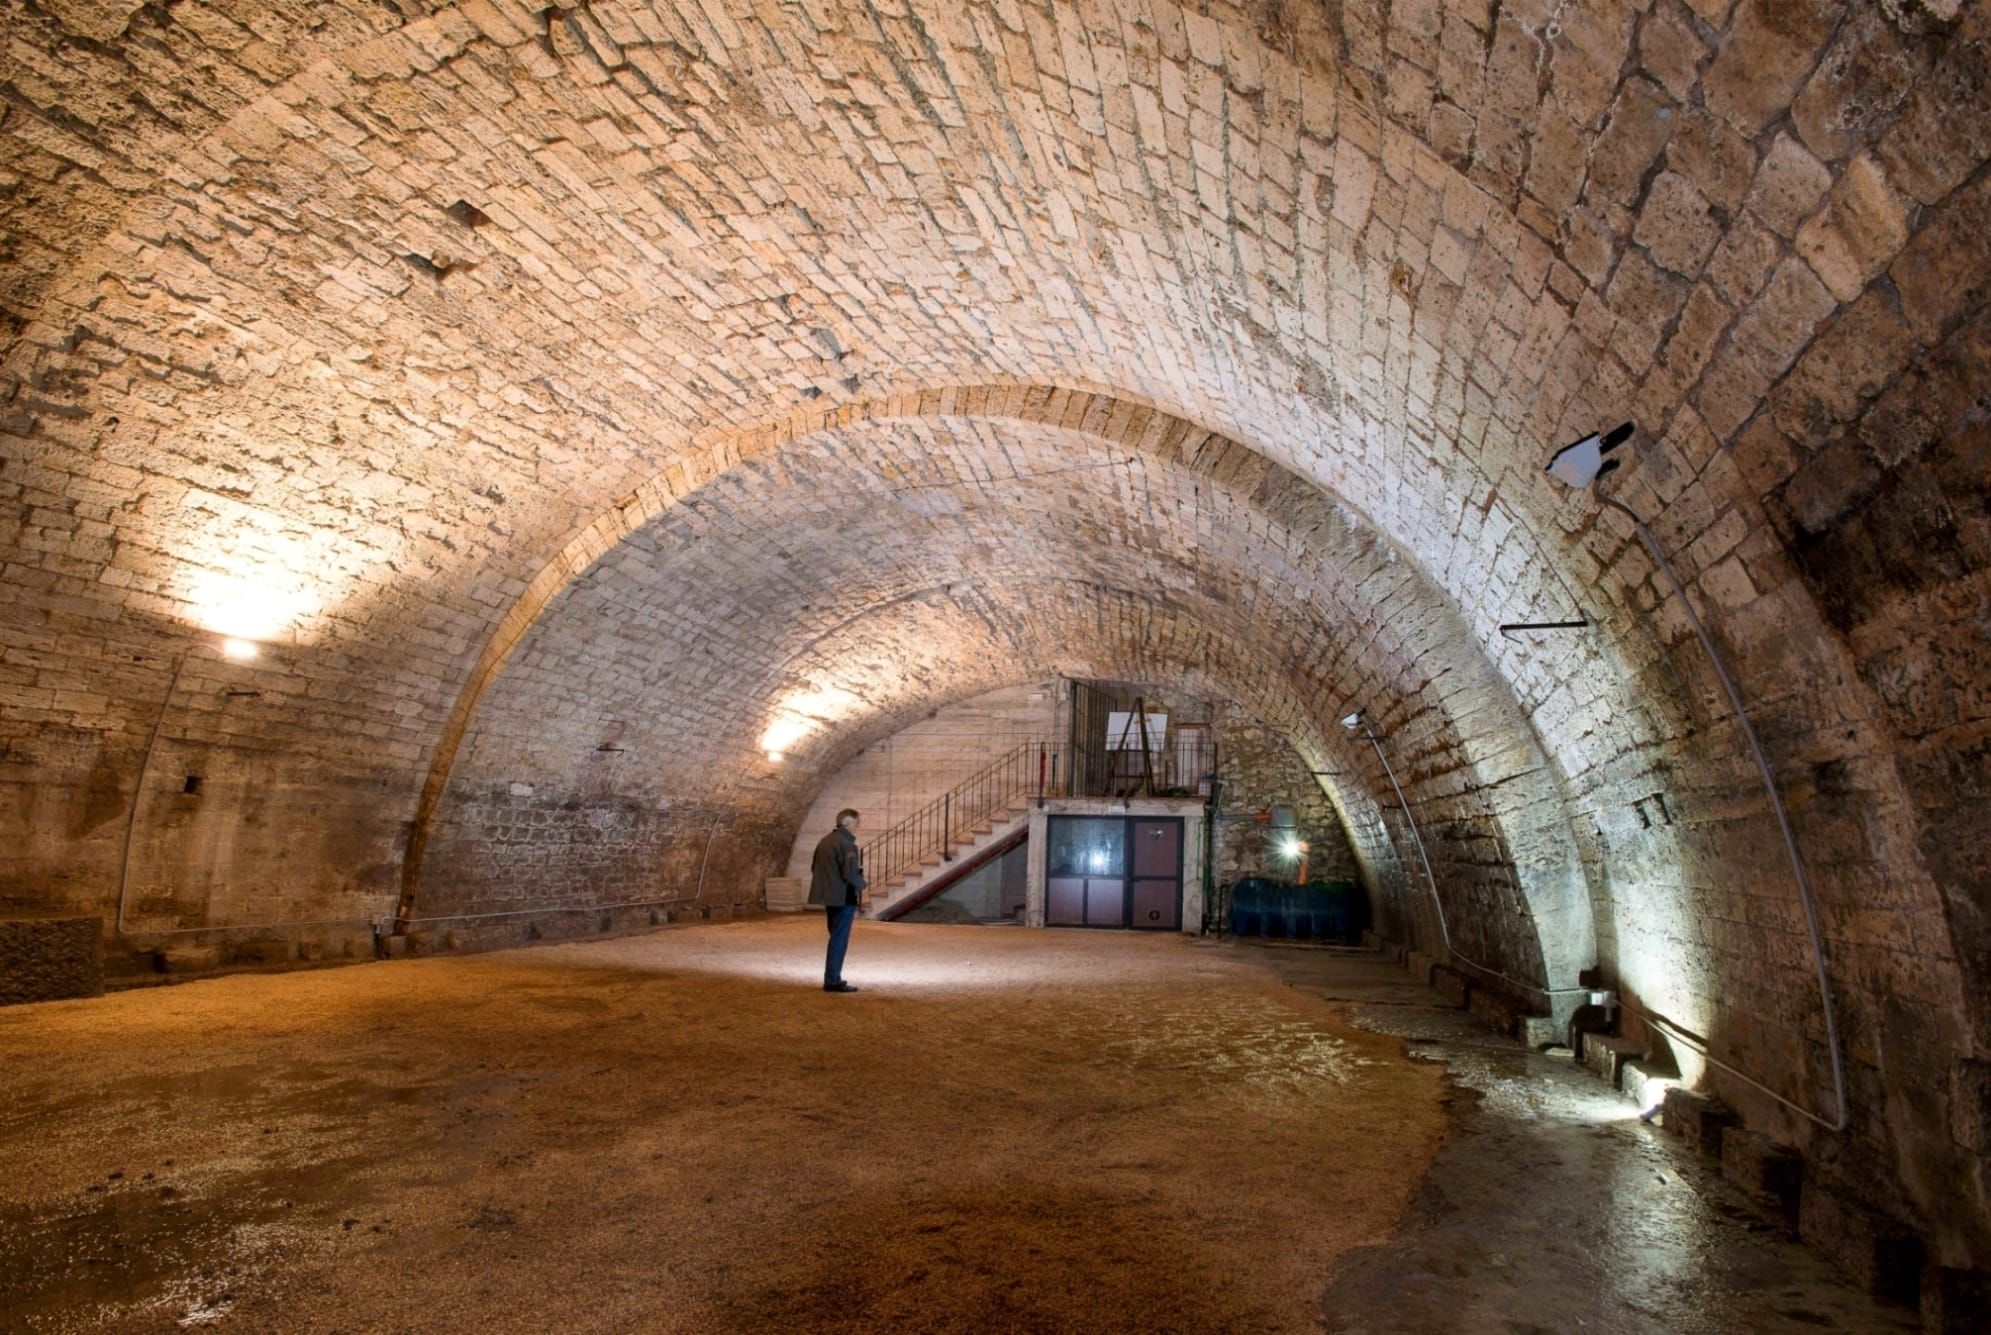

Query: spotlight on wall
[219,637,260,661]
[1545,421,1635,488]
[765,750,785,764]
[1279,836,1307,861]
[1340,711,1363,730]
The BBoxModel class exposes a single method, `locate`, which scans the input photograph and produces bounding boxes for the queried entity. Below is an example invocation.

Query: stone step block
[1659,1086,1736,1157]
[1429,963,1470,1008]
[1620,1058,1678,1115]
[1466,987,1519,1036]
[1578,1032,1645,1087]
[1520,1014,1562,1050]
[1720,1128,1802,1221]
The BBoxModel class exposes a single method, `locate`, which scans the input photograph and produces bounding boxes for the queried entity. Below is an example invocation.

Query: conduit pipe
[400,896,693,927]
[1601,496,1848,1133]
[1344,712,1587,1003]
[114,644,190,937]
[114,639,387,942]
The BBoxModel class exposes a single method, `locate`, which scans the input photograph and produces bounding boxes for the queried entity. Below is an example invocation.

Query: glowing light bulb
[220,638,259,661]
[765,750,785,764]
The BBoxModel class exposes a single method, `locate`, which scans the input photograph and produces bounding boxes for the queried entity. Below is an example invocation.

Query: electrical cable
[1600,496,1848,1132]
[1354,718,1588,1001]
[114,645,189,936]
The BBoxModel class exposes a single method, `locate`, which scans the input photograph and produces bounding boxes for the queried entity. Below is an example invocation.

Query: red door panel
[1132,821,1181,877]
[1131,878,1180,930]
[1048,876,1086,926]
[1085,877,1127,927]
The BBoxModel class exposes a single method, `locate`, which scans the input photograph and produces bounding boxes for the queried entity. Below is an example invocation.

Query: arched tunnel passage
[406,399,1599,1024]
[0,0,1985,1322]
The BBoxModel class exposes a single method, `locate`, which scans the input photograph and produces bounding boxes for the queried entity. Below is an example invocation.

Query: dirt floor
[0,918,1449,1332]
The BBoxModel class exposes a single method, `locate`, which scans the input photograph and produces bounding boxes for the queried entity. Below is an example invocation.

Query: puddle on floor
[0,1154,376,1332]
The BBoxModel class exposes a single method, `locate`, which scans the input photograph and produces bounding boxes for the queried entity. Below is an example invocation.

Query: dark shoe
[824,982,860,993]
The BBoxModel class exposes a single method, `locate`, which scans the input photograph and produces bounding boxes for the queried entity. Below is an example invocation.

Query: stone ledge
[0,916,103,1006]
[1466,987,1520,1036]
[1720,1128,1802,1222]
[1519,1014,1562,1049]
[1620,1058,1678,1114]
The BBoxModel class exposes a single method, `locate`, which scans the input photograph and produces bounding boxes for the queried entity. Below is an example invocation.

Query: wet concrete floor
[0,919,1913,1331]
[1252,946,1916,1333]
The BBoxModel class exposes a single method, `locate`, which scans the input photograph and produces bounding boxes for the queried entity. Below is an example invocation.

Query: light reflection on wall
[187,568,320,642]
[759,683,864,759]
[1609,826,1710,1088]
[177,513,369,645]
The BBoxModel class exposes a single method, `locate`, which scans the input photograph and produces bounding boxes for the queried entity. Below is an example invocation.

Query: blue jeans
[823,903,858,987]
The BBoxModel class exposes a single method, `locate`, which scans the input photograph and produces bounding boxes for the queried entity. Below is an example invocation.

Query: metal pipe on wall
[1347,712,1587,1004]
[1601,496,1848,1133]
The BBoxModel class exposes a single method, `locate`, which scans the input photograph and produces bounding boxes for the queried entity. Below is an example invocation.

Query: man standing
[808,808,865,992]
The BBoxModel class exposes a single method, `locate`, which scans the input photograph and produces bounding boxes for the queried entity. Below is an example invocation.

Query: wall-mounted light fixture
[1545,422,1634,487]
[1545,422,1847,1132]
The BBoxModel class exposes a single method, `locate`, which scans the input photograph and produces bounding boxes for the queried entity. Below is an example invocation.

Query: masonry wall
[1211,714,1362,889]
[0,0,1983,1268]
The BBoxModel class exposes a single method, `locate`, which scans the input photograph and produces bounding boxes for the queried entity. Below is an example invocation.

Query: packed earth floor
[0,918,1913,1332]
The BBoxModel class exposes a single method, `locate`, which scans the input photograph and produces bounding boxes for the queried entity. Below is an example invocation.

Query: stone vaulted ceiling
[1,0,1987,1260]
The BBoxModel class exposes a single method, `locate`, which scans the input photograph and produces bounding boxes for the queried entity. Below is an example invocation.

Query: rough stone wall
[0,916,102,1005]
[0,0,1982,1261]
[1212,714,1362,889]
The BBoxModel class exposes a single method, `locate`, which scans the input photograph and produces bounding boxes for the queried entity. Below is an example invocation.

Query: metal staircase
[861,741,1055,916]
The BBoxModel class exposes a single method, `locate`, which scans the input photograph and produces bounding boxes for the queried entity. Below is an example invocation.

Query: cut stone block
[0,916,103,1006]
[1798,1180,1922,1304]
[1922,1265,1991,1334]
[1429,964,1469,1008]
[1520,1015,1562,1049]
[1403,950,1435,985]
[1467,988,1518,1035]
[1579,1032,1644,1087]
[159,942,221,974]
[1660,1087,1736,1157]
[230,939,295,966]
[1721,1129,1803,1219]
[1620,1059,1678,1114]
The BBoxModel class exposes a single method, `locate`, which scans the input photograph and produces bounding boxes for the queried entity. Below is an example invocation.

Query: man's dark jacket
[808,825,865,907]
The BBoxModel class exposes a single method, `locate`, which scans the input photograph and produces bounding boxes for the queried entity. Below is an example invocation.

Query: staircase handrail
[861,740,1052,892]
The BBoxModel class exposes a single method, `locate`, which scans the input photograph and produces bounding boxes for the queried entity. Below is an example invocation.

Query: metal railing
[863,741,1056,892]
[1078,732,1215,798]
